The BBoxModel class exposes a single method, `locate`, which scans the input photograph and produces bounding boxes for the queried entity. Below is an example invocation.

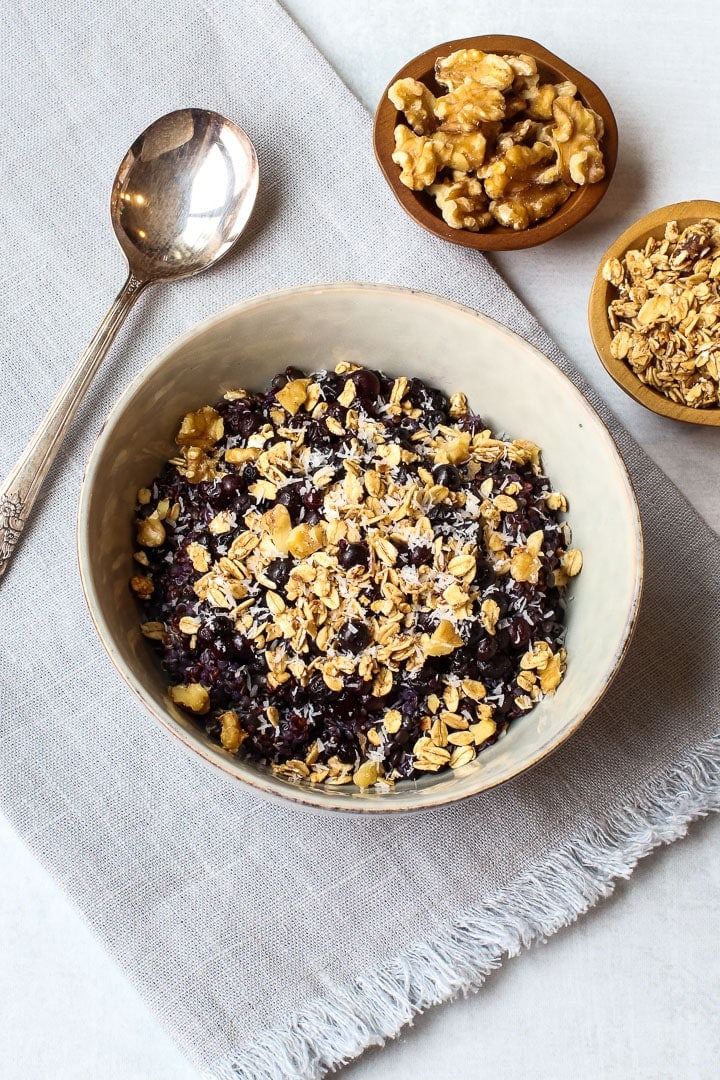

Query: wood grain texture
[372,34,618,252]
[588,200,720,426]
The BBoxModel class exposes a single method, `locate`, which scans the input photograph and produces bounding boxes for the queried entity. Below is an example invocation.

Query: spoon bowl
[0,108,259,578]
[112,109,258,282]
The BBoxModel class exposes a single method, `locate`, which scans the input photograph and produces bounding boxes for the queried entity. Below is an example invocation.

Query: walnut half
[429,175,492,231]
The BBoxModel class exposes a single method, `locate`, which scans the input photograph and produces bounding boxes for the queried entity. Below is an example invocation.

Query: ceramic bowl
[588,199,720,426]
[373,35,618,251]
[77,284,643,813]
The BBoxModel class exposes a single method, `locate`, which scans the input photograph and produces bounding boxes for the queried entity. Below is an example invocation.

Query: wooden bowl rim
[373,34,618,252]
[588,198,720,427]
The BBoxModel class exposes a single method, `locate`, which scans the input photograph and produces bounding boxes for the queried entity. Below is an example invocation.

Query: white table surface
[2,2,720,1077]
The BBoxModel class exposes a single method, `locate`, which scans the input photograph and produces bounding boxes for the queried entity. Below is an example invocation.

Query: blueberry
[212,473,245,508]
[228,634,254,663]
[318,372,343,399]
[307,672,338,703]
[204,638,230,661]
[409,544,432,567]
[196,624,216,649]
[339,541,369,569]
[473,563,494,590]
[337,621,370,653]
[277,483,303,521]
[302,487,324,511]
[237,411,264,438]
[508,617,532,650]
[324,401,347,424]
[483,586,508,616]
[265,559,292,590]
[304,418,334,447]
[414,611,435,634]
[432,464,461,490]
[351,367,380,402]
[474,635,498,661]
[460,415,487,435]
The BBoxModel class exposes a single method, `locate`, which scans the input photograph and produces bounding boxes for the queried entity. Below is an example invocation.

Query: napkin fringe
[207,733,720,1080]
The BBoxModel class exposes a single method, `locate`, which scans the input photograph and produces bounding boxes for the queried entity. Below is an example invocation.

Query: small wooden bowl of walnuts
[373,35,617,251]
[588,200,720,426]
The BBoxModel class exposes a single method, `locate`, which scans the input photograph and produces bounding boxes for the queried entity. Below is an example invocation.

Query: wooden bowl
[588,199,720,426]
[373,34,618,251]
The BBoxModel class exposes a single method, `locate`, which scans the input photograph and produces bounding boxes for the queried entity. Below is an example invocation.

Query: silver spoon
[0,108,258,578]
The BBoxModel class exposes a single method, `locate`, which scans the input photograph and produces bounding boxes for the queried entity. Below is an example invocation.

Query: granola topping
[603,218,720,408]
[131,363,580,791]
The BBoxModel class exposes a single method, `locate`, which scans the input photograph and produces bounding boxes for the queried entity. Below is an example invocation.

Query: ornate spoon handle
[0,272,147,579]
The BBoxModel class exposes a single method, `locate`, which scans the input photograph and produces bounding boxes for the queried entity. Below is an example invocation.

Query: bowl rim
[77,281,644,813]
[373,33,618,251]
[588,198,720,426]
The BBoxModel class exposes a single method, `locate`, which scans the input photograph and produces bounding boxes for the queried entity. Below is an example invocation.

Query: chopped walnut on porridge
[603,218,720,408]
[388,47,605,232]
[131,363,581,791]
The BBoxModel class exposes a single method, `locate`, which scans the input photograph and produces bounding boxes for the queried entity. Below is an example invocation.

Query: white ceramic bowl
[77,284,643,813]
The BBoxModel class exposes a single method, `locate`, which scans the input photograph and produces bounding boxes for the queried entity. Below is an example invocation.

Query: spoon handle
[0,272,147,579]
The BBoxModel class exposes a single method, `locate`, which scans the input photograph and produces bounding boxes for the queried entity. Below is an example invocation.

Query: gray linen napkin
[2,1,719,1078]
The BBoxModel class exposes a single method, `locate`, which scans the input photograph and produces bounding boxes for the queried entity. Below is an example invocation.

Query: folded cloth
[1,2,719,1078]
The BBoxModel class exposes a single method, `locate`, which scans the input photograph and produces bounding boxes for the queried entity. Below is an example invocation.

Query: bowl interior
[373,34,618,251]
[588,199,720,426]
[78,284,642,812]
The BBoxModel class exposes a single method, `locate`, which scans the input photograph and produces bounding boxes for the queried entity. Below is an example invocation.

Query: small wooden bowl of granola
[588,200,720,425]
[373,35,618,251]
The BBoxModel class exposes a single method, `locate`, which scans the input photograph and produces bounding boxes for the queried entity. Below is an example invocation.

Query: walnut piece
[135,515,166,548]
[388,77,437,134]
[490,179,574,231]
[275,378,311,415]
[522,82,558,120]
[175,445,220,484]
[550,96,605,185]
[175,406,223,449]
[434,82,506,130]
[392,126,488,189]
[430,175,492,231]
[423,619,465,657]
[219,710,247,752]
[482,141,554,199]
[482,142,574,230]
[168,683,210,714]
[392,124,442,189]
[494,117,544,155]
[435,49,515,91]
[129,574,154,599]
[432,131,488,173]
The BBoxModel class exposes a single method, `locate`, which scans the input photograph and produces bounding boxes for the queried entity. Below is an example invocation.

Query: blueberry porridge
[130,362,582,790]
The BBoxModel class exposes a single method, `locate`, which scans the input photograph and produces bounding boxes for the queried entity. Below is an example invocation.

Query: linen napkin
[2,2,719,1078]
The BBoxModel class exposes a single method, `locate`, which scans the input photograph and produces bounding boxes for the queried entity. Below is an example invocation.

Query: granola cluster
[131,363,581,791]
[389,47,605,231]
[603,218,720,408]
